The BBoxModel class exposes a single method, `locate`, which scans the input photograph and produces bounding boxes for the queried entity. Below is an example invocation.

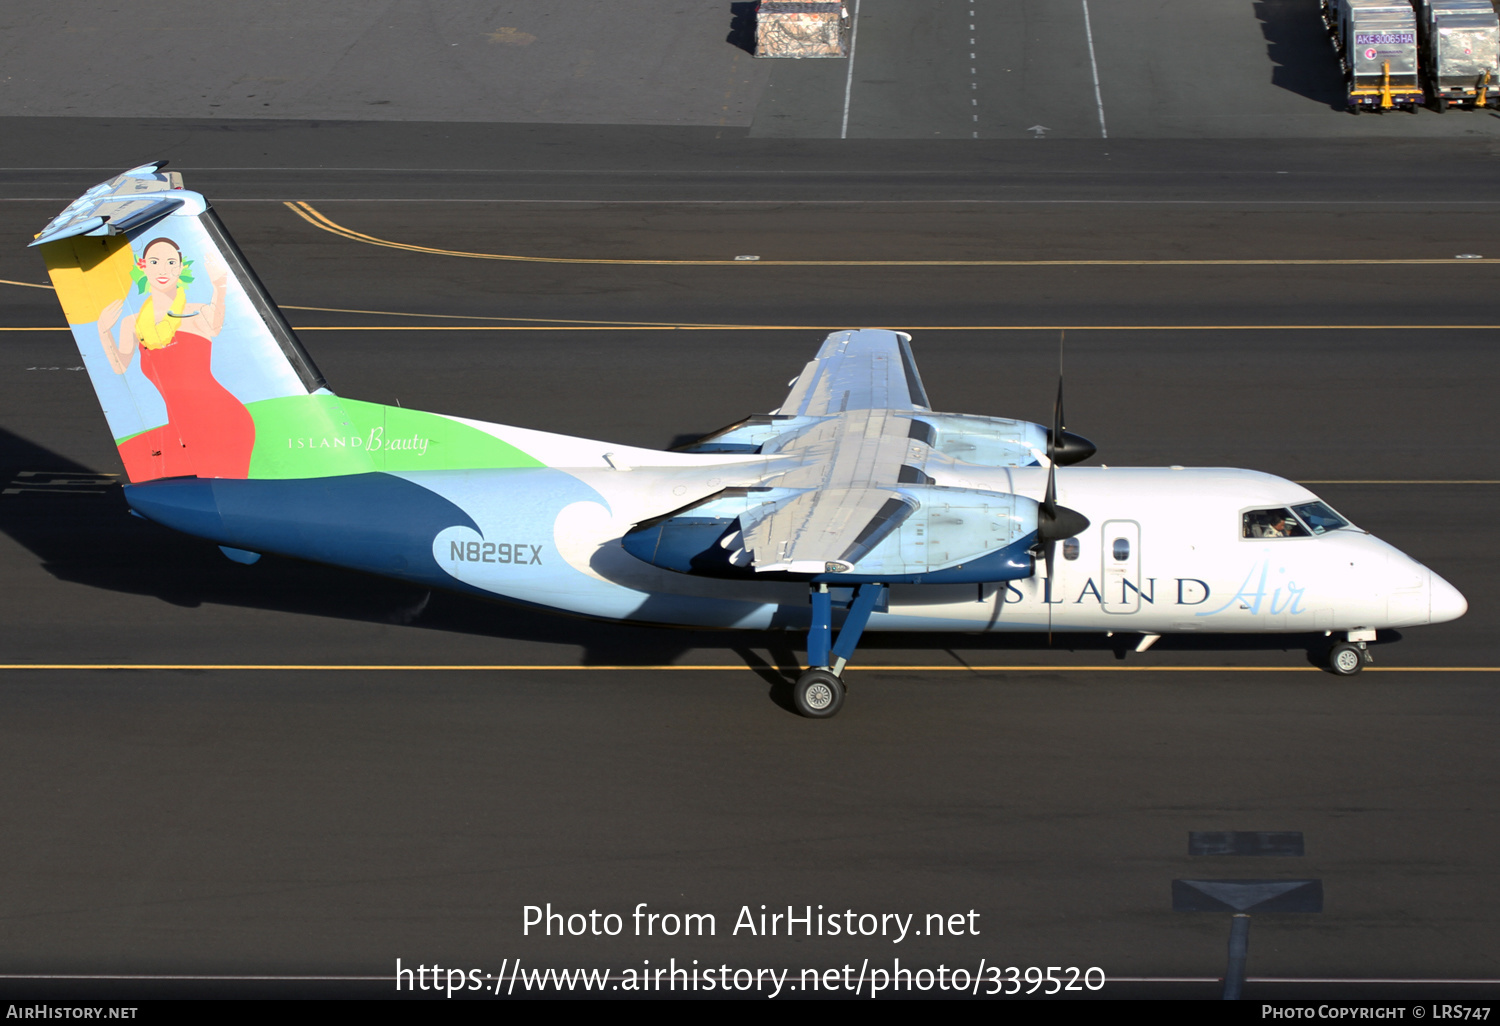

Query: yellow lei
[134,286,187,350]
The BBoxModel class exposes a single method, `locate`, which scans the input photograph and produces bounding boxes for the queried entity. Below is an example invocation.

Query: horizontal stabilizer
[31,163,185,246]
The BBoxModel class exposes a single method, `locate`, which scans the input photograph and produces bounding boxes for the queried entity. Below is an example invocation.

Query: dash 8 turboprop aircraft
[32,165,1467,717]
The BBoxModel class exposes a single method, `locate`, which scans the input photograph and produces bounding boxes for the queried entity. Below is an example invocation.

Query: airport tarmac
[1,0,1498,1003]
[1,153,1498,998]
[13,0,1500,138]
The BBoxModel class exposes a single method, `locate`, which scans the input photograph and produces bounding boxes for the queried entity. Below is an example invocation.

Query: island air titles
[286,426,429,455]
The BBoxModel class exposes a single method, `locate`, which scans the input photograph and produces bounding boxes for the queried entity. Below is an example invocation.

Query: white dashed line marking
[840,0,863,138]
[970,11,979,138]
[1082,0,1109,138]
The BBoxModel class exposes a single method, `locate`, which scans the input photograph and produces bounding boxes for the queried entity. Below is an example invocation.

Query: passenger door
[1101,520,1142,614]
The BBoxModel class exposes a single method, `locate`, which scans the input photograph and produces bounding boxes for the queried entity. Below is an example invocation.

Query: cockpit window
[1242,507,1310,539]
[1290,501,1349,535]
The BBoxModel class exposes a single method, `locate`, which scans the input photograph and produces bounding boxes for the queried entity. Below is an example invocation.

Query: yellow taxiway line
[285,201,1500,268]
[0,664,1493,673]
[9,271,1500,331]
[283,324,1500,331]
[15,318,1500,333]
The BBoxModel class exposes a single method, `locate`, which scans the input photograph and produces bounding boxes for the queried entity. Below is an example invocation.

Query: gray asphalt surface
[1,147,1497,997]
[0,1,770,127]
[12,0,1500,138]
[1,0,1498,1003]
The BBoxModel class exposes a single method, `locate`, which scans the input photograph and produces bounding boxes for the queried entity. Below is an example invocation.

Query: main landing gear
[794,582,886,718]
[1325,629,1376,676]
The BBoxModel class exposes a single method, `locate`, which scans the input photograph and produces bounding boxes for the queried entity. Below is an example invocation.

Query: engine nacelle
[623,485,1041,585]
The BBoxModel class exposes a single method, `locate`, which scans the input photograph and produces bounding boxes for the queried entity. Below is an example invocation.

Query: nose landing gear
[1326,629,1376,676]
[1328,642,1365,675]
[795,582,886,718]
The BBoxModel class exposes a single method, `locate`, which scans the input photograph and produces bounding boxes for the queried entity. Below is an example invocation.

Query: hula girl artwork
[97,237,256,479]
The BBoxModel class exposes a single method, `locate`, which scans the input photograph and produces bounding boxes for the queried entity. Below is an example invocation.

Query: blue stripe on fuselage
[123,473,484,592]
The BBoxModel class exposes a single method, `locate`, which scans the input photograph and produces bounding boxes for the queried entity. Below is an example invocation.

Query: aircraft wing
[628,329,1044,583]
[774,329,930,416]
[735,484,914,574]
[735,332,931,572]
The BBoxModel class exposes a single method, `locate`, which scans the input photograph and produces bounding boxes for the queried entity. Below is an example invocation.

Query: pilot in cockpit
[1243,508,1308,539]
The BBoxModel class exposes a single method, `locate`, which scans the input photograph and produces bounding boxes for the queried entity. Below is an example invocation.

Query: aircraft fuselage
[126,460,1464,637]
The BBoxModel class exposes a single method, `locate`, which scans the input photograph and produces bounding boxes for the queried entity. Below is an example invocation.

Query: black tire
[793,669,846,718]
[1436,97,1449,112]
[1328,642,1364,676]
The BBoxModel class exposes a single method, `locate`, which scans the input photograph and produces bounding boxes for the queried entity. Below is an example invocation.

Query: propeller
[1043,349,1097,466]
[1034,340,1092,582]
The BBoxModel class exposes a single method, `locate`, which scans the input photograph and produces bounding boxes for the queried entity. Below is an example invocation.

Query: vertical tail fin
[34,164,546,485]
[32,163,348,483]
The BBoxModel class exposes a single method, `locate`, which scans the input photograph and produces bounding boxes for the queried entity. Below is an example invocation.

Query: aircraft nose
[1429,570,1468,624]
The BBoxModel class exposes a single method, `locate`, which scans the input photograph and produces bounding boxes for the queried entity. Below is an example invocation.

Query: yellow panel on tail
[40,234,136,326]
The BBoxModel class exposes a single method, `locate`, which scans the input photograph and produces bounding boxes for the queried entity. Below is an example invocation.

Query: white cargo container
[1419,0,1500,109]
[1336,0,1423,111]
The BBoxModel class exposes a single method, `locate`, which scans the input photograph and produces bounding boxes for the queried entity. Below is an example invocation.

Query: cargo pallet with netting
[754,0,850,58]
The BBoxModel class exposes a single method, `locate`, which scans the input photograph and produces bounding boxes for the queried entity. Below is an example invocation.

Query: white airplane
[32,165,1467,717]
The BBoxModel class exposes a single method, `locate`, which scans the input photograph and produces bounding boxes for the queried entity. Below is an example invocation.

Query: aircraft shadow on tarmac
[1256,0,1349,109]
[0,427,1353,681]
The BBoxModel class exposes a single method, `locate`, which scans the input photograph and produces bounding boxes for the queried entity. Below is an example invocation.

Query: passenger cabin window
[1242,508,1310,539]
[1290,501,1349,535]
[1112,537,1130,561]
[1062,538,1080,560]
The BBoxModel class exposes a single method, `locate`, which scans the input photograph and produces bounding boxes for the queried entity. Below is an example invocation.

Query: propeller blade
[1034,330,1090,577]
[1042,330,1097,467]
[1055,377,1066,442]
